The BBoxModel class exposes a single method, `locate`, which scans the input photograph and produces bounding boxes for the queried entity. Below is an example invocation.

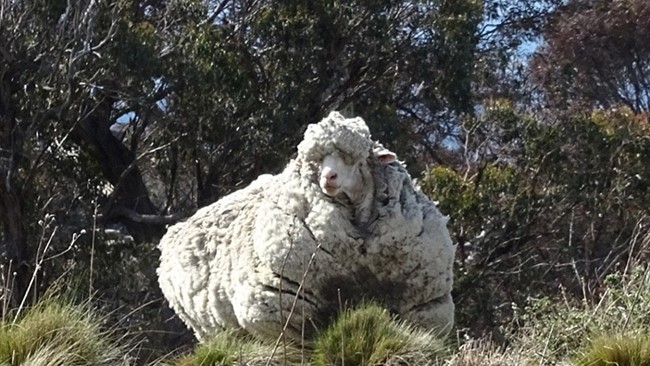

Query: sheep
[157,111,455,343]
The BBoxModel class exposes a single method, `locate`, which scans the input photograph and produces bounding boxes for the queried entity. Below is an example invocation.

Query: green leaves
[420,101,650,337]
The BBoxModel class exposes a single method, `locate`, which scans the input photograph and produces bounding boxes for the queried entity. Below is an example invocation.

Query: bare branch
[199,0,232,27]
[106,205,194,225]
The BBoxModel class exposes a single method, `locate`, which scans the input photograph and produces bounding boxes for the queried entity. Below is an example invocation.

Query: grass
[443,338,529,366]
[311,302,448,366]
[443,256,650,366]
[160,302,449,366]
[0,296,127,365]
[574,333,650,366]
[5,265,650,366]
[1,229,649,366]
[161,329,301,366]
[1,267,649,366]
[2,263,650,366]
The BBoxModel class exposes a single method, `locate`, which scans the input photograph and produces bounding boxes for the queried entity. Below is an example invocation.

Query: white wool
[157,111,455,342]
[365,160,456,333]
[297,111,372,164]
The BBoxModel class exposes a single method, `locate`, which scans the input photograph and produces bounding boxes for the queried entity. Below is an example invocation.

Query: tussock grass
[311,302,448,366]
[0,296,127,366]
[446,256,650,366]
[162,329,301,366]
[574,333,650,366]
[508,265,650,365]
[159,303,449,366]
[444,338,533,366]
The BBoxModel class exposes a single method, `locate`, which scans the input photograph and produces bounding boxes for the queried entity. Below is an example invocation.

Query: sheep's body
[158,161,364,341]
[157,112,455,342]
[365,159,455,331]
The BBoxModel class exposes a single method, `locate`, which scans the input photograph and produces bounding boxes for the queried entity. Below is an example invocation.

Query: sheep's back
[364,162,455,333]
[157,174,274,340]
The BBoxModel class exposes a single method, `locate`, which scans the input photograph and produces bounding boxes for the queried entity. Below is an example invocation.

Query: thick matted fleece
[157,112,455,342]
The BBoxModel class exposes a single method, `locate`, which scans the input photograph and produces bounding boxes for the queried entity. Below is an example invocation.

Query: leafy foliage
[421,102,650,335]
[0,0,482,355]
[2,0,650,364]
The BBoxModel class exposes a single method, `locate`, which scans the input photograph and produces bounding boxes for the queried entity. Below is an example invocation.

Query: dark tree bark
[0,183,30,308]
[0,69,31,307]
[72,97,166,242]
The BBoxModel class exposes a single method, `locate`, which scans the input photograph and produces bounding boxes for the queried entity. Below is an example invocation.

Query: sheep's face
[319,153,365,198]
[319,147,397,199]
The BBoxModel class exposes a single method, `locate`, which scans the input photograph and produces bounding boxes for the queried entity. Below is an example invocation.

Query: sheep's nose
[322,168,337,182]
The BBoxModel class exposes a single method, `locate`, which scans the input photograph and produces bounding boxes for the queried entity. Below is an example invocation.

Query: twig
[89,200,98,301]
[199,0,232,27]
[265,243,322,366]
[538,323,554,365]
[338,288,345,366]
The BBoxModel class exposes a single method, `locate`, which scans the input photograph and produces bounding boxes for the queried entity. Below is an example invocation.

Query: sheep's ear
[374,148,397,164]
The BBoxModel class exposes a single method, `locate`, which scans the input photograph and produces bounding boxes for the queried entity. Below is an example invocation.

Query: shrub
[446,259,650,366]
[421,104,650,338]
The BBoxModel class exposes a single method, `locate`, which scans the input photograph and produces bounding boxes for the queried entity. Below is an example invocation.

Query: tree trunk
[0,183,31,308]
[72,99,165,242]
[0,70,31,307]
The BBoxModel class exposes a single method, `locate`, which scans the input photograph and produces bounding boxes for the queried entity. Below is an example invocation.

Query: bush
[445,261,650,366]
[421,104,650,337]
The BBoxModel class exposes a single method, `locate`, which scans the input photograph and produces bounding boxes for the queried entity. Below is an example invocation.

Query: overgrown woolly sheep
[157,111,455,342]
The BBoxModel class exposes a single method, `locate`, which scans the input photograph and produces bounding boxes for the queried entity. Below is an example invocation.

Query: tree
[472,0,561,107]
[162,0,483,197]
[421,102,650,337]
[0,0,183,304]
[531,0,650,112]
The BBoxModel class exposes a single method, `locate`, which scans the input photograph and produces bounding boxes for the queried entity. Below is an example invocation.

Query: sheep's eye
[342,155,355,165]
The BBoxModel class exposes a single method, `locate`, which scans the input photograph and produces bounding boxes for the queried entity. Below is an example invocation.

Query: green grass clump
[574,333,650,366]
[311,302,448,366]
[0,297,126,365]
[164,329,301,366]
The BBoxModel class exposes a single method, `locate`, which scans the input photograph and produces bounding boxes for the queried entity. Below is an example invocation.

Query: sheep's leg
[401,292,455,336]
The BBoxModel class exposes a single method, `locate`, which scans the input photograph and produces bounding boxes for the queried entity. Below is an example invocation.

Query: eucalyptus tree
[531,0,650,112]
